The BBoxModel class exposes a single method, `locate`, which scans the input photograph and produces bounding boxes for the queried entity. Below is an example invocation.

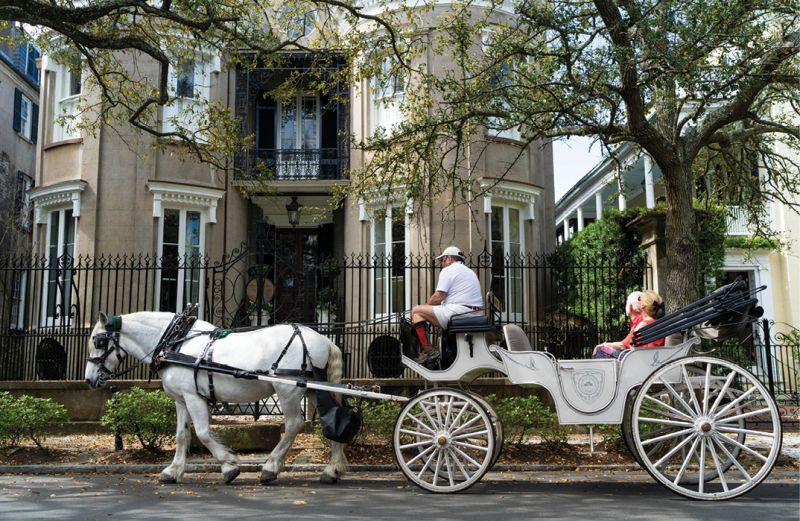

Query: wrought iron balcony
[237,148,348,181]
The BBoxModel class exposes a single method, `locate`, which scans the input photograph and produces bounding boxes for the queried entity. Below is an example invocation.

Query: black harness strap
[271,324,311,376]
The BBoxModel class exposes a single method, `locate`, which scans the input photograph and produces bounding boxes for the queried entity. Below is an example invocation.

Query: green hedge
[101,387,176,450]
[0,392,68,448]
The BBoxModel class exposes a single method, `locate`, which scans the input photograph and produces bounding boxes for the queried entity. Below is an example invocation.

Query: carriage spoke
[399,438,436,450]
[450,447,472,480]
[707,438,729,492]
[641,427,696,446]
[715,407,772,424]
[702,364,712,415]
[716,433,770,462]
[432,447,444,484]
[451,429,490,440]
[419,400,441,431]
[450,414,483,437]
[407,413,436,434]
[713,387,758,419]
[416,447,439,479]
[405,444,436,467]
[443,448,455,487]
[698,435,707,494]
[715,425,775,439]
[452,440,490,453]
[708,371,737,416]
[653,432,698,469]
[659,379,699,418]
[680,366,703,415]
[450,444,483,468]
[640,401,693,423]
[712,435,752,481]
[673,436,701,486]
[638,417,694,428]
[399,428,433,439]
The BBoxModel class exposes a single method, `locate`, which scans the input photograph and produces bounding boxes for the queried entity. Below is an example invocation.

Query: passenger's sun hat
[436,246,464,260]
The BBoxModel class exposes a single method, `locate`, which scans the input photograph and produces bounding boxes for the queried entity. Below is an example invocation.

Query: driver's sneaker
[415,348,440,363]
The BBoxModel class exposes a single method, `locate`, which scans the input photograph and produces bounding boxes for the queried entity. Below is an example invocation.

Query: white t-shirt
[436,262,483,307]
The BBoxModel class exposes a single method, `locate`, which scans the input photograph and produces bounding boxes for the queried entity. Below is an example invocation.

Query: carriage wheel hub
[437,434,449,446]
[695,417,714,435]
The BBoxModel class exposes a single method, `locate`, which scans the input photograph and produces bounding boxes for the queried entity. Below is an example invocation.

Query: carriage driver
[411,246,484,362]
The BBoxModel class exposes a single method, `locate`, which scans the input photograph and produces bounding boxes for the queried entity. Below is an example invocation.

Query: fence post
[762,318,775,399]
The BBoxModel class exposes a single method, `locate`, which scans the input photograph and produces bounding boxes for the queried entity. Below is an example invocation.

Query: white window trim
[161,56,220,135]
[147,181,224,223]
[148,181,223,318]
[370,58,405,136]
[155,207,207,317]
[46,57,82,142]
[41,207,76,326]
[18,94,32,140]
[363,194,412,319]
[29,180,87,225]
[482,179,541,322]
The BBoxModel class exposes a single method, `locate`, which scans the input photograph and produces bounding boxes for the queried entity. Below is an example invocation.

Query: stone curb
[0,463,644,475]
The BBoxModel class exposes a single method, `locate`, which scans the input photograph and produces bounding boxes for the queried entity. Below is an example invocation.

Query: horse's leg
[184,393,240,484]
[310,390,349,485]
[260,386,305,484]
[159,396,191,483]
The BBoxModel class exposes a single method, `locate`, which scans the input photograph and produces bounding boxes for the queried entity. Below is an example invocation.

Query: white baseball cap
[436,246,464,260]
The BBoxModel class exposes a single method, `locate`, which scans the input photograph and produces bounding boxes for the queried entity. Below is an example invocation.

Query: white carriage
[389,280,783,500]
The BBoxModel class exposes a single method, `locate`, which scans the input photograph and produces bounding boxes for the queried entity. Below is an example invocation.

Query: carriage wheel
[467,392,504,469]
[631,356,782,500]
[394,388,495,493]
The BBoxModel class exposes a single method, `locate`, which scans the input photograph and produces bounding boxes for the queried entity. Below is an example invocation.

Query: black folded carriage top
[632,277,765,347]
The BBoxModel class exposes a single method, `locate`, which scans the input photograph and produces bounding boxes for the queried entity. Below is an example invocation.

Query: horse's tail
[326,339,344,404]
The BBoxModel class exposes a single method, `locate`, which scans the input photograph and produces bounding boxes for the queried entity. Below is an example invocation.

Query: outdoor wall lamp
[286,196,302,228]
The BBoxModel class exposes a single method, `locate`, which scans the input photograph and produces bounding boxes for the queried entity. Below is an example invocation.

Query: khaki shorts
[433,304,483,329]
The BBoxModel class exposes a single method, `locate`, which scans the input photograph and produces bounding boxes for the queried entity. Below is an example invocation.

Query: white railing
[727,205,754,236]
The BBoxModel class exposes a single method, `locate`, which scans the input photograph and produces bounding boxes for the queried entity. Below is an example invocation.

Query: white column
[595,192,603,220]
[643,154,655,209]
[563,218,570,241]
[618,174,627,211]
[577,207,584,232]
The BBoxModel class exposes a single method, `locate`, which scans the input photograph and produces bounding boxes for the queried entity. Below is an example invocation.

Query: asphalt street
[0,470,797,521]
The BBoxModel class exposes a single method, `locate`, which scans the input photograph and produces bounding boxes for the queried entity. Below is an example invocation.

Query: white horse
[84,311,348,485]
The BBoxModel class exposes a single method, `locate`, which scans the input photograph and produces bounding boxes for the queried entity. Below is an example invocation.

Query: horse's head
[85,312,127,389]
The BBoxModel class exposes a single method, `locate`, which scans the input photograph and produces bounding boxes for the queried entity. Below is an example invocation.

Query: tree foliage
[350,0,800,308]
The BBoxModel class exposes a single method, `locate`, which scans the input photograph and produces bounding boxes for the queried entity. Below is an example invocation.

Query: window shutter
[31,103,39,144]
[13,89,22,132]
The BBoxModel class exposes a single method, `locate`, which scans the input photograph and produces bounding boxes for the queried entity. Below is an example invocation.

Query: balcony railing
[727,206,754,236]
[241,148,348,181]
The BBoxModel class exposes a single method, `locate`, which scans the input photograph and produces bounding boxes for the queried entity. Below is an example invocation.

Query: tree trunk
[661,162,701,312]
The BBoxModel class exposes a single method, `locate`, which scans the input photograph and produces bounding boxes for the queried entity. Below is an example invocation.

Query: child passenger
[593,290,666,359]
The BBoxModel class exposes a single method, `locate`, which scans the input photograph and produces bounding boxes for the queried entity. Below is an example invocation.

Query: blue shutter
[13,89,21,133]
[31,103,39,144]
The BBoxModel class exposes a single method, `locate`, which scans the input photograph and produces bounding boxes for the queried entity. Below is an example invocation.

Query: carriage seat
[502,324,533,352]
[447,315,492,333]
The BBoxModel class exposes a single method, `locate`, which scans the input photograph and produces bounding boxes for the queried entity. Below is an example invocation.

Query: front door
[273,229,318,323]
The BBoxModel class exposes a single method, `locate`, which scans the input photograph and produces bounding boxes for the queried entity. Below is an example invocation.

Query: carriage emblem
[572,370,604,403]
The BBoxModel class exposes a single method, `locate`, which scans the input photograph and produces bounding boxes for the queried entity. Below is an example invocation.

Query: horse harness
[148,313,318,405]
[88,315,135,385]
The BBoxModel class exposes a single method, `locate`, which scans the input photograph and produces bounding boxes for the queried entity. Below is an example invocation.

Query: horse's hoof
[260,470,277,484]
[223,467,240,484]
[319,474,338,485]
[159,473,177,484]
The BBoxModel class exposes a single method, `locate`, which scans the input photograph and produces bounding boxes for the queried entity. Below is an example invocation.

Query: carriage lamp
[286,196,302,228]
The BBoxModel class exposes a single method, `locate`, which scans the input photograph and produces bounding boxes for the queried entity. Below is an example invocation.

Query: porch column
[618,174,627,211]
[577,207,584,232]
[644,153,656,209]
[595,191,603,220]
[562,218,570,241]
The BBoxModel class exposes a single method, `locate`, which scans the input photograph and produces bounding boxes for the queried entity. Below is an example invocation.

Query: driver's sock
[414,321,431,349]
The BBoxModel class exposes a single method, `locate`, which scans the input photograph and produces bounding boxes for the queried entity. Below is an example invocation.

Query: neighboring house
[554,142,798,395]
[0,23,38,255]
[28,4,555,329]
[0,24,39,334]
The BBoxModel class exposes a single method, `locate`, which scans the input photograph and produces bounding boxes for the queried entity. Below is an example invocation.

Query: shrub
[101,387,176,451]
[0,392,68,448]
[594,424,625,451]
[486,393,570,449]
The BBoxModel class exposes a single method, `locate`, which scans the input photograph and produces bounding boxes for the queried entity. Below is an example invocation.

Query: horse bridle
[88,316,131,385]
